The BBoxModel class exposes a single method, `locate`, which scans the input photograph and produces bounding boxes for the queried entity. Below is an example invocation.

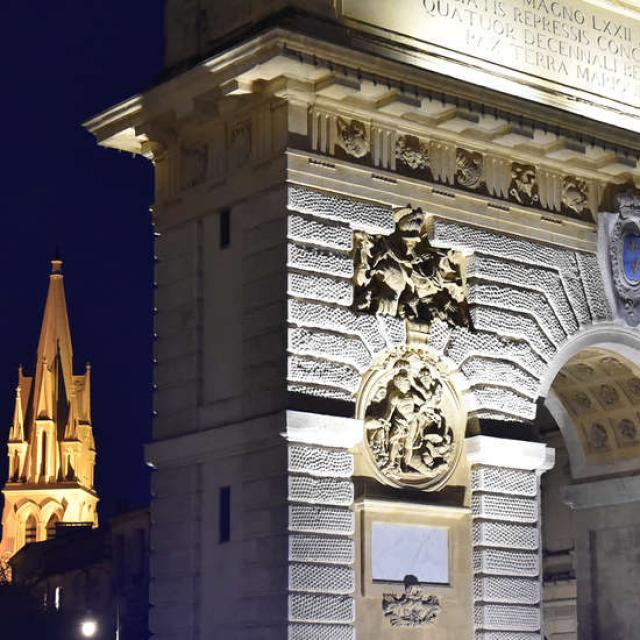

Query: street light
[80,617,98,638]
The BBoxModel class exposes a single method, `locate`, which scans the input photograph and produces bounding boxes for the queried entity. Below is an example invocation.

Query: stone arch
[40,499,64,541]
[535,327,640,639]
[417,216,612,422]
[14,501,40,549]
[541,325,640,480]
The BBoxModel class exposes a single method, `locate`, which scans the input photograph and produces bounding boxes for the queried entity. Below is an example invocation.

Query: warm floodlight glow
[80,619,98,638]
[341,0,640,129]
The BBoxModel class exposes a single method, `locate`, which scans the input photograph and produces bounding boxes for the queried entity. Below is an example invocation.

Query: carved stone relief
[628,377,640,399]
[596,384,619,408]
[562,176,590,220]
[179,143,208,189]
[608,190,640,326]
[336,117,369,158]
[310,107,607,221]
[382,576,441,627]
[395,135,429,171]
[509,163,539,206]
[357,349,463,490]
[615,418,639,445]
[455,148,483,190]
[587,423,611,451]
[353,207,471,331]
[229,120,252,168]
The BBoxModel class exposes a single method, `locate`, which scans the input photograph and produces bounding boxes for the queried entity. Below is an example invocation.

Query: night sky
[0,2,164,518]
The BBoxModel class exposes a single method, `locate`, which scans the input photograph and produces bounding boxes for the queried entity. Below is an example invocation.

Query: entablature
[86,29,640,240]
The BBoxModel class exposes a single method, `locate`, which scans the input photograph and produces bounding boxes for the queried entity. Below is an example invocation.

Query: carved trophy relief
[455,148,483,190]
[382,576,441,627]
[353,207,471,332]
[509,163,539,206]
[357,350,463,490]
[336,117,370,158]
[395,135,430,172]
[561,176,591,220]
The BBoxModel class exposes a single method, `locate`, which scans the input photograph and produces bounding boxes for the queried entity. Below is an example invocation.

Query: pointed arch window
[46,514,60,540]
[25,515,37,545]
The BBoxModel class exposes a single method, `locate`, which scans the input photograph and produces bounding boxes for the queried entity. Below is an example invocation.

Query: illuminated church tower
[0,259,97,564]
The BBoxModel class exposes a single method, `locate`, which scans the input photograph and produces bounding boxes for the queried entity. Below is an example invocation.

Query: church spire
[35,258,73,385]
[0,260,98,562]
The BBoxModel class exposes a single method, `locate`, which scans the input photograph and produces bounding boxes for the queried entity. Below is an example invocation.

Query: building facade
[89,2,640,638]
[9,508,150,640]
[0,260,98,568]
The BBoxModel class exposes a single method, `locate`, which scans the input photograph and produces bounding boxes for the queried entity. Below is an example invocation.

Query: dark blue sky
[0,2,164,517]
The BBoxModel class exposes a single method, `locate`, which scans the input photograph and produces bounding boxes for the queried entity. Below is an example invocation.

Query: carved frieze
[395,135,429,172]
[455,148,483,190]
[509,163,539,207]
[608,190,640,326]
[357,349,463,490]
[382,576,441,627]
[308,107,608,223]
[336,117,369,158]
[353,207,471,331]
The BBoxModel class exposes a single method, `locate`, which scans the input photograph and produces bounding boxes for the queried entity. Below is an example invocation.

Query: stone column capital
[466,435,555,474]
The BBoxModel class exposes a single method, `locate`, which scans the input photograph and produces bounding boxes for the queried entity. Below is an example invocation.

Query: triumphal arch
[89,1,640,638]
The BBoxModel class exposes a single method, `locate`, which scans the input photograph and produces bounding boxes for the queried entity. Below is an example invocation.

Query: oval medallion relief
[623,233,640,285]
[356,349,466,491]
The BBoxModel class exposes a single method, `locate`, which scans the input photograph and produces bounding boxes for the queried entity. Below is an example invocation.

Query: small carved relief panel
[561,176,591,220]
[336,117,369,159]
[357,349,463,490]
[626,377,640,402]
[614,417,639,446]
[509,163,539,206]
[395,135,430,172]
[179,143,208,189]
[586,422,611,452]
[353,207,471,331]
[455,148,483,190]
[229,120,252,168]
[382,576,441,627]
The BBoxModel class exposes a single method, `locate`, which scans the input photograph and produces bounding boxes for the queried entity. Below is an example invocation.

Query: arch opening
[540,344,640,640]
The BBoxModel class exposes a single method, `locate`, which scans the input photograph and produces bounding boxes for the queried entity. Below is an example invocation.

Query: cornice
[85,28,640,153]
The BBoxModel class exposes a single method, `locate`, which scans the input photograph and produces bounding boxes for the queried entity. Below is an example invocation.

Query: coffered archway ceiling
[552,348,640,464]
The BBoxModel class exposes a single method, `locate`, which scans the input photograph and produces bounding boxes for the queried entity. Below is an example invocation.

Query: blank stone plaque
[371,522,449,584]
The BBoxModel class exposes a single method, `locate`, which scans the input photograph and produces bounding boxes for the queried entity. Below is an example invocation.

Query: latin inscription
[343,0,640,106]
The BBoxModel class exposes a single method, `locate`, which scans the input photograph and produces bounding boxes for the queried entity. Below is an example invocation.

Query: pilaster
[467,436,554,640]
[285,411,361,640]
